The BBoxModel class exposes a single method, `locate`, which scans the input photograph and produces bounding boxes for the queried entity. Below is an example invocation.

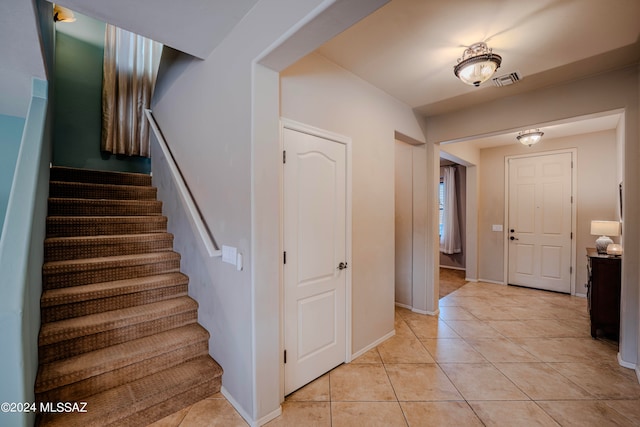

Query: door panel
[283,127,347,395]
[298,290,337,360]
[508,153,573,293]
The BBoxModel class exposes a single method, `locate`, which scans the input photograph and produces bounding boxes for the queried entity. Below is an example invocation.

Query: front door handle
[337,262,348,270]
[510,236,519,241]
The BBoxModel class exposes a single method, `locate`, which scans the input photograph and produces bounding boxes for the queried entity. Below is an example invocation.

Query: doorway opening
[438,158,467,299]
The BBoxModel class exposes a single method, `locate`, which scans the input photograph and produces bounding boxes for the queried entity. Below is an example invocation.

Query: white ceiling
[315,0,639,148]
[0,0,261,117]
[317,0,640,116]
[3,0,638,145]
[444,112,622,151]
[51,0,261,59]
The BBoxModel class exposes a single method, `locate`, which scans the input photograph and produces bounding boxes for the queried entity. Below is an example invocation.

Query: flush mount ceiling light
[516,129,544,147]
[454,42,502,87]
[53,4,76,23]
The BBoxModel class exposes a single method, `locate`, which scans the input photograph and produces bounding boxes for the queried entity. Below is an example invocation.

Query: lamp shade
[590,220,620,237]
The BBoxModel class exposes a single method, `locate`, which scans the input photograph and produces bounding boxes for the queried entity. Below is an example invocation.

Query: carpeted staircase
[35,166,222,426]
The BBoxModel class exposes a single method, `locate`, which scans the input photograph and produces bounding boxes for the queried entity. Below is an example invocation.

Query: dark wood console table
[586,248,621,339]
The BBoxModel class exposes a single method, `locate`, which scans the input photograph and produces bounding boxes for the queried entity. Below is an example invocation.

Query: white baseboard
[256,406,282,427]
[396,302,439,316]
[478,278,505,285]
[351,329,395,360]
[574,292,587,298]
[394,302,413,310]
[637,366,640,385]
[617,352,638,371]
[221,386,282,427]
[465,277,478,283]
[440,265,466,271]
[412,307,439,316]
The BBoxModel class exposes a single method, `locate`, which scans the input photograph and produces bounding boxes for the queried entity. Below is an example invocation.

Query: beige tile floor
[150,282,640,426]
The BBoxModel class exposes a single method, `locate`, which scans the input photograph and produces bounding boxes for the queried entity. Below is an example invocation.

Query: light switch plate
[222,245,237,265]
[492,224,503,232]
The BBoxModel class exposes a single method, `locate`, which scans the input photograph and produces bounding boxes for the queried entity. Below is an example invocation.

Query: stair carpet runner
[36,166,222,426]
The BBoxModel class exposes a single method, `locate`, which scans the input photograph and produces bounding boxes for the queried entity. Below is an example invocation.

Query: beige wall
[474,130,618,293]
[281,52,425,354]
[427,65,638,368]
[152,1,373,421]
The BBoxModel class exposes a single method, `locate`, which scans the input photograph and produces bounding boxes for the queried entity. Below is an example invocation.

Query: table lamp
[590,220,620,254]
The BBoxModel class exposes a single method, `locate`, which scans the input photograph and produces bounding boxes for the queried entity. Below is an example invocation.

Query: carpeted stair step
[50,181,158,200]
[35,324,212,403]
[46,215,168,237]
[36,355,222,427]
[43,252,181,290]
[48,198,163,216]
[38,296,199,363]
[44,233,174,262]
[41,273,189,323]
[50,166,152,187]
[37,166,222,426]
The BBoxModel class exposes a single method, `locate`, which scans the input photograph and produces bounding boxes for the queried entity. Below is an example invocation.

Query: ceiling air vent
[492,71,522,87]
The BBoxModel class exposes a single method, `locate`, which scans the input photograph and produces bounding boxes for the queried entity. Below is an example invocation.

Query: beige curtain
[101,24,161,157]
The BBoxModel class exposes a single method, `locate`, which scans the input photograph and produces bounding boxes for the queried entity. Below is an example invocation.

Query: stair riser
[37,168,222,427]
[45,238,174,262]
[46,218,168,237]
[50,182,157,200]
[43,260,181,290]
[35,356,221,427]
[118,380,220,427]
[39,310,198,363]
[50,167,152,187]
[36,342,209,403]
[42,285,188,323]
[48,200,163,216]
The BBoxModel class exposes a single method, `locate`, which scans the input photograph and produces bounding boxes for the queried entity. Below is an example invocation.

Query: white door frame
[503,148,578,295]
[279,118,353,400]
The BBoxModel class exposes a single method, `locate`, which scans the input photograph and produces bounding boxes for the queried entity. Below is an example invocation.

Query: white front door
[283,125,347,395]
[507,152,573,293]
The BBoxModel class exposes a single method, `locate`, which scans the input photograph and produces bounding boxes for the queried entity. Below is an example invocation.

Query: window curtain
[101,24,162,157]
[440,166,462,254]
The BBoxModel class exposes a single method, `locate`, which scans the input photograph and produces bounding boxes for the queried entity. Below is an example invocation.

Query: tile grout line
[400,308,484,425]
[379,345,410,426]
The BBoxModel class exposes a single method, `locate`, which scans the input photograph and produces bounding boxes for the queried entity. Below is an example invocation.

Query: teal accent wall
[0,115,25,237]
[53,25,150,173]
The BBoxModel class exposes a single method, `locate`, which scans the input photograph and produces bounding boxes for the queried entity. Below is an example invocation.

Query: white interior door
[508,152,573,293]
[283,126,347,395]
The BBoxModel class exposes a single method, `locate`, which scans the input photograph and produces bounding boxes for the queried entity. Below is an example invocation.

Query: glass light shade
[516,129,544,146]
[590,220,620,236]
[454,42,502,87]
[456,60,499,86]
